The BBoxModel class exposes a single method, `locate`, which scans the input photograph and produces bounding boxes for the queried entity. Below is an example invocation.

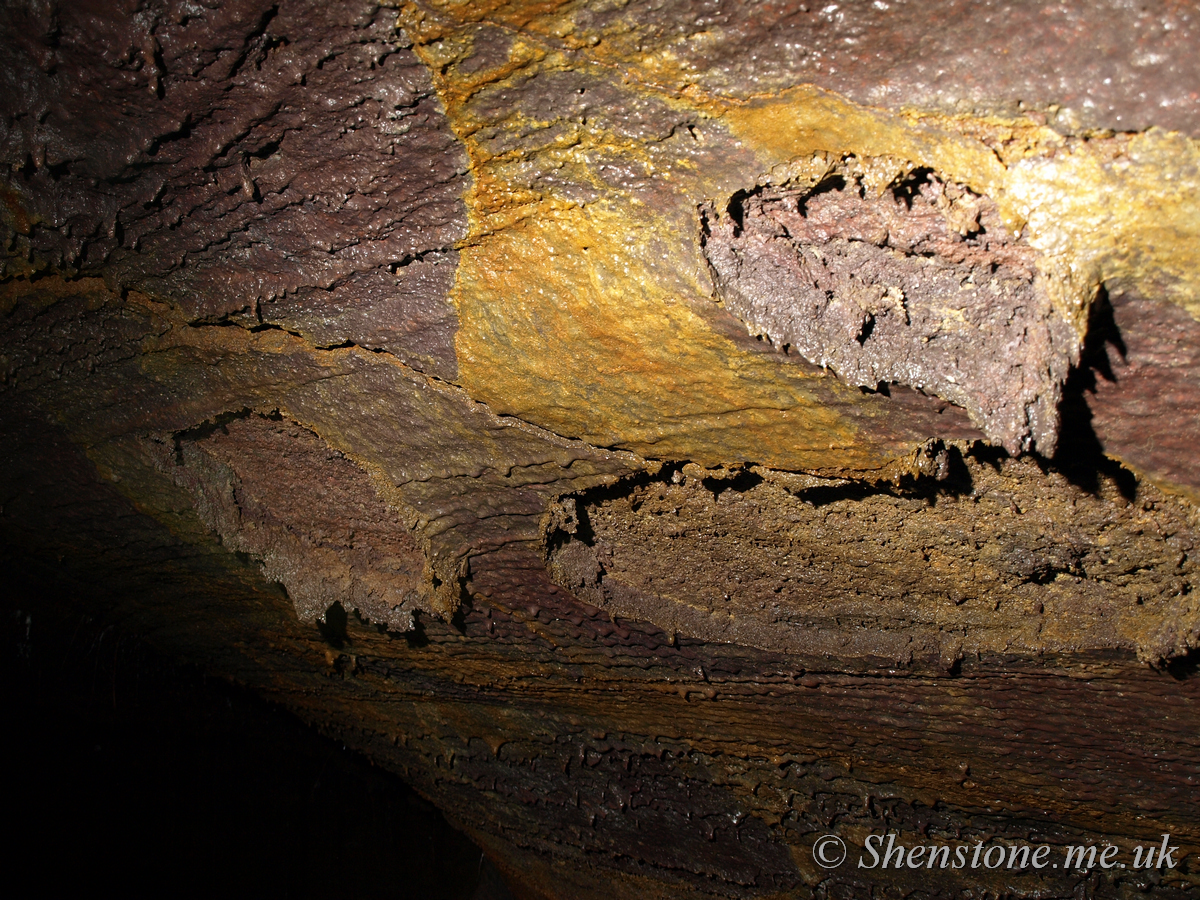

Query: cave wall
[3,2,1199,897]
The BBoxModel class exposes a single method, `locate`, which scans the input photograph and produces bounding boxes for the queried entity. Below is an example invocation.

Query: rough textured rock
[1,0,467,378]
[548,451,1199,668]
[166,414,436,629]
[702,158,1082,454]
[4,2,1200,899]
[1078,290,1200,501]
[565,0,1200,136]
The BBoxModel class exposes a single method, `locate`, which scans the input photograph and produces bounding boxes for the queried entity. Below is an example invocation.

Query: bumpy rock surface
[1,0,466,377]
[703,160,1081,454]
[549,453,1198,667]
[3,2,1200,899]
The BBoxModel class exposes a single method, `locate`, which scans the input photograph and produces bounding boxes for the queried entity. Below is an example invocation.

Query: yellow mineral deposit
[399,0,1200,480]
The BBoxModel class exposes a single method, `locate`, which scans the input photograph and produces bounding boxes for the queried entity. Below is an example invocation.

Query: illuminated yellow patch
[395,0,1200,474]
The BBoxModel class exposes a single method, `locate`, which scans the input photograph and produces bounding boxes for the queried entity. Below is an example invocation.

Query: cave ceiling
[2,2,1199,897]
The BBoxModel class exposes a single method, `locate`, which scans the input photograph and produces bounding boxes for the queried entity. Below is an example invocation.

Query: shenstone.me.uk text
[811,833,1182,871]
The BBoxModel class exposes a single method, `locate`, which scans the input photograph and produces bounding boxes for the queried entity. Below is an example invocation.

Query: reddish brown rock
[574,0,1200,136]
[703,161,1079,455]
[2,3,1200,899]
[1071,290,1200,504]
[0,0,466,378]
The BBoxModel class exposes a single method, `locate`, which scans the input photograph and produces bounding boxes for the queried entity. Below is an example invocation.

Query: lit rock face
[0,0,467,377]
[702,159,1081,455]
[2,2,1200,899]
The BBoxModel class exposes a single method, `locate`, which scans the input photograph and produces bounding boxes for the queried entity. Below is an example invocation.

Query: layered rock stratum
[3,2,1199,897]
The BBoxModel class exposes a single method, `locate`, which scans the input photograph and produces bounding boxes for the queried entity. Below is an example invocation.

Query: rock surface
[702,159,1081,454]
[3,2,1200,898]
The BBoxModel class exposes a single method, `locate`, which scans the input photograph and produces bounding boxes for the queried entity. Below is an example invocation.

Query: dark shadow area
[1052,286,1137,500]
[791,441,975,507]
[2,559,512,899]
[1166,648,1200,682]
[967,441,1009,473]
[317,599,349,647]
[700,468,764,499]
[402,611,431,648]
[544,466,665,555]
[889,166,935,208]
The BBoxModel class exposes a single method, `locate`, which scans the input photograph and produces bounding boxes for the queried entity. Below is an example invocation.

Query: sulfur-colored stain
[399,0,1200,478]
[717,88,1011,200]
[1005,128,1200,322]
[451,202,881,469]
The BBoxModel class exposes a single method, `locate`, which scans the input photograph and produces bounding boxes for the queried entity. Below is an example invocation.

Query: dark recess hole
[248,137,283,159]
[571,496,599,546]
[318,599,348,648]
[797,173,848,211]
[172,406,255,464]
[451,604,468,634]
[1166,648,1200,681]
[788,443,974,508]
[146,119,193,158]
[968,441,1009,473]
[403,611,430,648]
[857,381,891,396]
[935,443,975,494]
[701,469,763,499]
[725,189,747,233]
[547,467,664,553]
[890,167,934,208]
[855,312,875,345]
